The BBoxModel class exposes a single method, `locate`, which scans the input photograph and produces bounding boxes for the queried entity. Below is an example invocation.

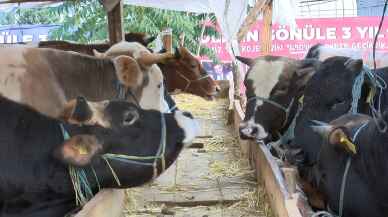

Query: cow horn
[93,49,106,58]
[137,51,174,67]
[236,56,254,66]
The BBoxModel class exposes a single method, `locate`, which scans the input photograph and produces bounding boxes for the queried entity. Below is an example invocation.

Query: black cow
[291,57,366,165]
[309,111,388,217]
[0,96,198,217]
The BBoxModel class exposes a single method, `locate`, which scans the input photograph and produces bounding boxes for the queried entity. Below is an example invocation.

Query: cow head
[56,97,200,169]
[93,41,174,112]
[302,56,366,116]
[238,55,320,142]
[159,46,219,100]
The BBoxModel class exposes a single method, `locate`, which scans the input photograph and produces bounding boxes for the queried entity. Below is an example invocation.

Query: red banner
[201,17,388,61]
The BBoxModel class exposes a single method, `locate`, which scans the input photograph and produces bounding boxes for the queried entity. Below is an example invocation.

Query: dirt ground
[124,94,274,217]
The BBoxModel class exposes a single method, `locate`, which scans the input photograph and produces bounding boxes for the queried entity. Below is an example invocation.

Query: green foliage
[0,1,219,60]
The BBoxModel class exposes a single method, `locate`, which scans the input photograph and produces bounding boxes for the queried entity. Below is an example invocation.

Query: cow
[157,47,219,100]
[236,55,320,143]
[292,57,371,168]
[0,42,173,118]
[93,43,219,100]
[0,95,199,217]
[307,111,388,217]
[32,32,156,56]
[305,43,388,68]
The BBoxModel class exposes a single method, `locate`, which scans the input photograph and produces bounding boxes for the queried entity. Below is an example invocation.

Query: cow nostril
[215,85,221,92]
[251,127,258,135]
[182,111,194,119]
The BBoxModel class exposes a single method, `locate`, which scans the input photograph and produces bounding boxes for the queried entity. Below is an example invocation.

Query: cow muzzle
[239,121,268,141]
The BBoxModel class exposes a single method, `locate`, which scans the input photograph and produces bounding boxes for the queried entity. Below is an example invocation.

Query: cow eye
[123,110,139,126]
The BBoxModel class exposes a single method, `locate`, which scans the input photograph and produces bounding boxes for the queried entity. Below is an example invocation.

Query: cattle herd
[2,30,388,217]
[0,33,220,217]
[238,44,388,217]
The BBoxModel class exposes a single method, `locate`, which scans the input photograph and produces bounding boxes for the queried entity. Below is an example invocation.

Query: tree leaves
[0,1,219,60]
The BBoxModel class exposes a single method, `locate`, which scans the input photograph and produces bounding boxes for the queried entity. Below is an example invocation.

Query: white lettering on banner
[199,17,388,61]
[246,31,259,42]
[290,28,302,40]
[327,27,337,39]
[342,27,352,39]
[357,27,368,39]
[272,25,339,41]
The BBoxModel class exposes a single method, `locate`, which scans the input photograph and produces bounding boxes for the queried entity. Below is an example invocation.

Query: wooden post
[107,0,124,45]
[282,167,297,196]
[260,2,273,55]
[161,28,173,53]
[237,0,268,42]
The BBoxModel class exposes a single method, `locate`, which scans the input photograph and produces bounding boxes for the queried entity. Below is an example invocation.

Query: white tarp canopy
[124,0,250,58]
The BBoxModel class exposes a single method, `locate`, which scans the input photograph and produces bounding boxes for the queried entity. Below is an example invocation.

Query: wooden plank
[237,0,268,42]
[251,142,293,217]
[234,99,313,217]
[107,0,123,45]
[142,187,250,206]
[260,2,273,55]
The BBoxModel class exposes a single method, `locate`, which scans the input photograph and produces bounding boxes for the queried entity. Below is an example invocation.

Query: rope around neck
[247,96,295,129]
[175,69,210,93]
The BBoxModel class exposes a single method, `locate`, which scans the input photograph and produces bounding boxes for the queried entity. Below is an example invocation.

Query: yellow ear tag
[298,95,304,105]
[76,145,89,155]
[366,88,375,104]
[339,136,357,154]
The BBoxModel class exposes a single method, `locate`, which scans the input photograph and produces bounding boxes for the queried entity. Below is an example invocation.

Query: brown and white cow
[0,42,173,118]
[93,43,219,100]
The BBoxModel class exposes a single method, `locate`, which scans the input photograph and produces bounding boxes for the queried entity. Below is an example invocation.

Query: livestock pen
[2,0,388,217]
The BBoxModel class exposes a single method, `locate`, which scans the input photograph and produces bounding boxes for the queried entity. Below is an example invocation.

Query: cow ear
[174,47,181,59]
[235,56,254,67]
[312,123,357,154]
[60,96,93,124]
[54,135,103,166]
[93,49,106,58]
[113,55,144,88]
[293,66,316,91]
[345,58,363,72]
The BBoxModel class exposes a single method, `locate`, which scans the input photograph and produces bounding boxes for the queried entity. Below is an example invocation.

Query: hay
[124,94,273,217]
[227,187,275,217]
[172,94,228,120]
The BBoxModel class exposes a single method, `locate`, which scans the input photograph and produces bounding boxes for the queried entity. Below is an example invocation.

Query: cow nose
[182,111,194,119]
[239,124,258,140]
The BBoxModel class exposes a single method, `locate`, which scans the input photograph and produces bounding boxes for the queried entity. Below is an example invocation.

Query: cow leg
[74,189,126,217]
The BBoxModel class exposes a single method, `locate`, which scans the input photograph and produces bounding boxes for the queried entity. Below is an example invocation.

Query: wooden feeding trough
[233,99,314,217]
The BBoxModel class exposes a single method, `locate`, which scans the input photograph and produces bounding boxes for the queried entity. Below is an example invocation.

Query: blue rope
[349,66,367,114]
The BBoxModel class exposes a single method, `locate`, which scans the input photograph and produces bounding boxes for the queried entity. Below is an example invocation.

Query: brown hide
[0,47,145,118]
[159,46,218,99]
[38,32,154,56]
